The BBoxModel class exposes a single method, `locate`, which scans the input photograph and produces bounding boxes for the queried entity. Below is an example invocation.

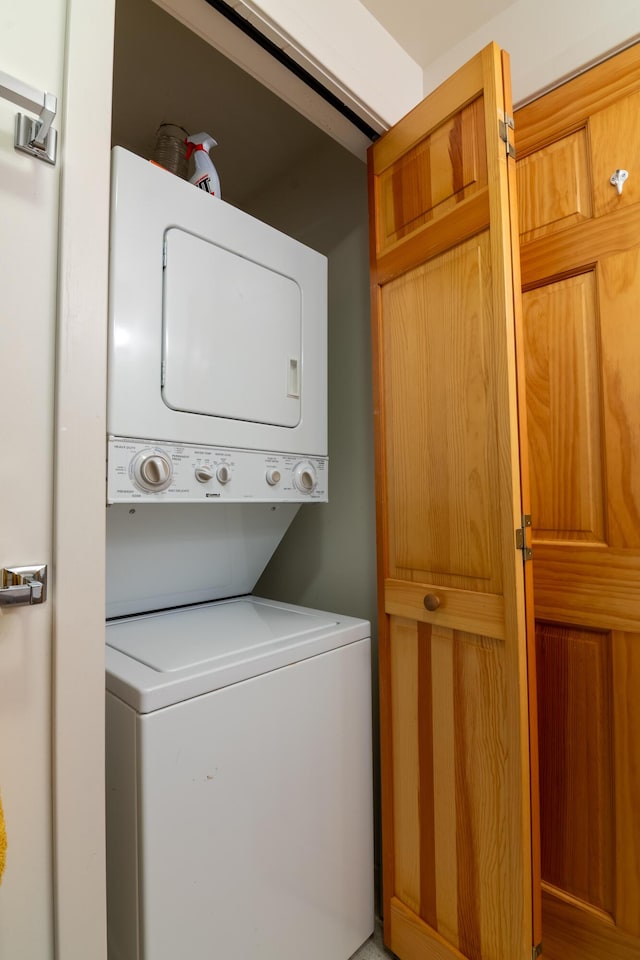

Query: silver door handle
[0,565,47,607]
[0,68,57,164]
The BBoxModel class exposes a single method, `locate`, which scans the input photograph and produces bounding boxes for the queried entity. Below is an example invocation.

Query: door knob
[423,593,441,612]
[0,565,47,607]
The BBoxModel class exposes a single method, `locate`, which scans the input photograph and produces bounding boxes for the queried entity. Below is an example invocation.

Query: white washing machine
[105,149,374,959]
[106,597,373,960]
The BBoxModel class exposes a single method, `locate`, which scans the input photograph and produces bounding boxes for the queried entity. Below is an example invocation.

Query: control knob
[265,468,281,486]
[132,450,173,493]
[293,461,317,494]
[195,466,215,483]
[216,465,231,484]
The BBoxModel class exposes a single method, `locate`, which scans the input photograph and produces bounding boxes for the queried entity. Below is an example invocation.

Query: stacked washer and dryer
[104,148,374,960]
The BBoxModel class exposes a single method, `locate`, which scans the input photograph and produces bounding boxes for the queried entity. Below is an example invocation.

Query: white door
[0,0,113,957]
[0,3,64,953]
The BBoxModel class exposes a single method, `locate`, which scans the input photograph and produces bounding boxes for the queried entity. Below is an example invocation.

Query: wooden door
[369,44,540,960]
[516,43,640,960]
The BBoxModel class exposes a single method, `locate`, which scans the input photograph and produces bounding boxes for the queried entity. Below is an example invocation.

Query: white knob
[132,451,173,492]
[195,466,214,483]
[266,468,281,486]
[293,462,317,494]
[216,465,231,484]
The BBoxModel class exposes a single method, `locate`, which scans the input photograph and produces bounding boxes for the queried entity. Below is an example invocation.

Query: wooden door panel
[377,98,487,251]
[389,615,522,959]
[516,43,640,960]
[600,249,640,545]
[520,202,640,285]
[431,623,458,945]
[514,42,640,159]
[389,899,469,960]
[371,43,538,960]
[517,130,592,242]
[536,629,640,960]
[590,90,640,217]
[612,632,640,938]
[385,579,505,640]
[536,623,614,913]
[522,272,605,542]
[521,250,640,548]
[541,889,640,960]
[532,546,640,632]
[391,616,421,914]
[382,232,502,592]
[522,251,640,629]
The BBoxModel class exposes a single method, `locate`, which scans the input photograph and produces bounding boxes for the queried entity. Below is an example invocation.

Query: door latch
[0,565,47,607]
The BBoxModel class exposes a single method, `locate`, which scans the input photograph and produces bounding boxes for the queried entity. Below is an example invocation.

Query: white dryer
[105,149,374,960]
[107,146,328,505]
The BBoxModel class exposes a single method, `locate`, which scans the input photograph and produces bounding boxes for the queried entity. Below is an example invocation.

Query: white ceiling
[359,0,515,68]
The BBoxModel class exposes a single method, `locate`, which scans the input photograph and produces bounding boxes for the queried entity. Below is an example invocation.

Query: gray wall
[246,141,381,900]
[248,143,376,633]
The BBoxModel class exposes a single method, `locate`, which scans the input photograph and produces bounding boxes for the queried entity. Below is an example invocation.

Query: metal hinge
[515,514,533,561]
[499,114,516,159]
[532,943,543,960]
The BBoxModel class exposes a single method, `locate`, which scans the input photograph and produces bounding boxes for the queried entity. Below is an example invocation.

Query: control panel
[107,437,328,504]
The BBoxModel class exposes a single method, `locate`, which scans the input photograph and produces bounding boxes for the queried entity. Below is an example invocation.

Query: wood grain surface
[516,41,640,960]
[370,42,537,960]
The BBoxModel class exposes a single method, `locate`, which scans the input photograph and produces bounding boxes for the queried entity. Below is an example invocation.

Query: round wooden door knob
[423,593,441,612]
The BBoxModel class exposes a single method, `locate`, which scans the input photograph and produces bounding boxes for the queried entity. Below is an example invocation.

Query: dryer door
[162,227,302,428]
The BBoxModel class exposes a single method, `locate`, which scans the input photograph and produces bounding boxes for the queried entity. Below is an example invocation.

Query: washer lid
[106,596,370,713]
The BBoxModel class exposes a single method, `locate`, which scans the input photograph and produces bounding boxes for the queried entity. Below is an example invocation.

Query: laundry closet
[106,0,379,957]
[110,0,377,635]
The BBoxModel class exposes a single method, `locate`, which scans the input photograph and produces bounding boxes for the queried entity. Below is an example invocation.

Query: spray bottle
[185,133,222,198]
